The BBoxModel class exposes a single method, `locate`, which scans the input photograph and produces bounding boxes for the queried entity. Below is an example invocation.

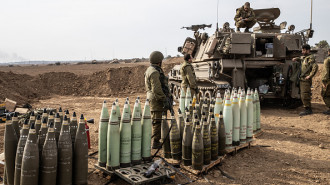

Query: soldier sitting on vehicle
[220,22,234,33]
[234,2,257,33]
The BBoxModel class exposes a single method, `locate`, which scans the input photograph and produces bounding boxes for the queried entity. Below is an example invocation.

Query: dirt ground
[0,60,329,184]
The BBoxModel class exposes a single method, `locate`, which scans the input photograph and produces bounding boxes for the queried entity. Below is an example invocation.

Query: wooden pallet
[253,130,263,138]
[180,139,256,175]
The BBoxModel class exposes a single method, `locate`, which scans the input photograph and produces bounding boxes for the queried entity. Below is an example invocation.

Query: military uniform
[180,60,198,98]
[321,56,330,111]
[234,6,257,29]
[145,56,171,147]
[295,54,318,108]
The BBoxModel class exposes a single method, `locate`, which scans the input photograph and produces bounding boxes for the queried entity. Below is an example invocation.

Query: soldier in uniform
[321,49,330,115]
[234,2,257,33]
[181,54,198,98]
[145,51,172,149]
[292,44,318,116]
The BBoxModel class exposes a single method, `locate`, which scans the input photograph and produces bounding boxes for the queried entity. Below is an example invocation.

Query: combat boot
[299,107,313,116]
[152,140,162,149]
[323,109,330,115]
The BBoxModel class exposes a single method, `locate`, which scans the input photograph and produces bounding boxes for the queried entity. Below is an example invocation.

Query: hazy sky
[0,0,328,62]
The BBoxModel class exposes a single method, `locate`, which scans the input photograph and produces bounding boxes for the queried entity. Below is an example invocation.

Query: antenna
[216,0,219,31]
[310,0,313,29]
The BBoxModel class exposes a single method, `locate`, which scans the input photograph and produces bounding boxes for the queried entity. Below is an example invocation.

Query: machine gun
[181,24,212,32]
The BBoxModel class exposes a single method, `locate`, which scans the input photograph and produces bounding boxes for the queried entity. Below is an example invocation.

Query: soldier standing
[181,54,198,98]
[321,49,330,115]
[293,44,318,116]
[145,51,172,149]
[234,2,257,33]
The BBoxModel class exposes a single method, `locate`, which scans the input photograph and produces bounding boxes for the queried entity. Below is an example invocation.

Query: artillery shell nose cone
[202,112,206,116]
[193,106,196,110]
[37,115,41,120]
[49,111,54,115]
[185,107,189,112]
[24,119,29,125]
[137,96,140,100]
[190,100,192,104]
[178,108,181,114]
[59,107,62,112]
[185,117,189,122]
[80,114,84,119]
[73,112,76,117]
[42,118,47,124]
[196,121,200,125]
[203,117,207,122]
[31,122,35,129]
[6,114,11,120]
[65,110,69,114]
[210,108,213,112]
[113,102,116,106]
[220,111,223,115]
[14,112,18,117]
[43,108,47,113]
[115,98,118,102]
[194,114,198,119]
[126,97,129,100]
[31,111,35,116]
[125,101,128,104]
[104,100,107,103]
[211,114,215,118]
[64,115,68,120]
[49,122,54,128]
[56,113,60,118]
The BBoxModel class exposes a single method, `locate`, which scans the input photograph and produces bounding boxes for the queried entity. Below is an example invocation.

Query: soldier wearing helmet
[181,54,198,98]
[144,51,172,149]
[321,49,330,115]
[234,2,257,32]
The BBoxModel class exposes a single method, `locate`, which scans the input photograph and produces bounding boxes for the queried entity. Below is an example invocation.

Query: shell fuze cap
[184,54,192,61]
[149,51,164,64]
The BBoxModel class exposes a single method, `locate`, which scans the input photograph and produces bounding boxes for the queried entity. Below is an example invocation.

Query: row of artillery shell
[4,108,88,185]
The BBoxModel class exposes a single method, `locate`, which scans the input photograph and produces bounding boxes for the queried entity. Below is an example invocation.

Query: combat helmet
[149,51,164,64]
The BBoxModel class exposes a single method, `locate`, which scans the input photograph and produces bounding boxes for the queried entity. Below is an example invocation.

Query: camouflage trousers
[151,111,163,143]
[300,80,312,108]
[235,19,257,28]
[322,81,330,108]
[181,86,197,99]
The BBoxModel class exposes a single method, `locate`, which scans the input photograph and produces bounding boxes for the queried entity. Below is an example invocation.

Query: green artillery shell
[14,120,29,185]
[57,115,72,185]
[202,118,211,165]
[252,91,257,133]
[182,117,193,166]
[232,92,240,146]
[161,112,171,159]
[210,114,218,160]
[4,115,18,185]
[115,98,121,124]
[107,102,120,170]
[28,111,36,127]
[214,92,223,124]
[20,123,39,185]
[185,87,191,111]
[141,99,152,162]
[98,100,109,167]
[38,118,48,159]
[126,97,132,119]
[73,115,88,185]
[178,109,185,139]
[41,108,48,123]
[120,101,132,167]
[246,89,254,140]
[255,89,261,131]
[59,107,63,123]
[54,113,62,142]
[40,122,57,185]
[169,112,181,160]
[180,87,186,118]
[192,121,203,170]
[65,110,70,123]
[35,115,41,137]
[137,97,142,117]
[131,100,142,165]
[12,112,20,139]
[70,112,78,147]
[239,90,247,143]
[218,111,226,155]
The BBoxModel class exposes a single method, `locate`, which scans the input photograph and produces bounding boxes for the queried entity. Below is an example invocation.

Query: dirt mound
[0,59,180,105]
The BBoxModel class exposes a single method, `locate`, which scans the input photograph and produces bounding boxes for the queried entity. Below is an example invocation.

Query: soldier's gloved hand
[163,100,170,110]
